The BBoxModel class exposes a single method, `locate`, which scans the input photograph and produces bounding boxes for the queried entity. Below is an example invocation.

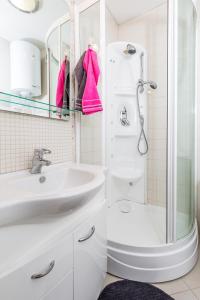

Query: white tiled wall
[118,3,168,207]
[80,113,102,165]
[0,111,75,174]
[0,37,10,92]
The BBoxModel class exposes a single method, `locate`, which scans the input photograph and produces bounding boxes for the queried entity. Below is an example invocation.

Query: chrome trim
[78,226,95,242]
[167,0,176,244]
[193,0,198,235]
[30,148,52,174]
[120,106,130,127]
[31,260,55,279]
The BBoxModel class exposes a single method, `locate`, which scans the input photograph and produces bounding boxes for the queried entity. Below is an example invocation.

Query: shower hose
[136,84,149,156]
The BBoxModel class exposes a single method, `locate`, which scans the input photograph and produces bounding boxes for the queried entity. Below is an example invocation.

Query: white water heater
[10,40,41,98]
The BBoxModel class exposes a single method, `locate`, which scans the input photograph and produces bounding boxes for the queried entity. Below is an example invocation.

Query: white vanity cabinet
[74,204,107,300]
[0,202,106,300]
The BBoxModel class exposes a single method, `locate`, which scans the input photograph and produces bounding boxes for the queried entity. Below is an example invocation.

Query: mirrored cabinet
[0,0,73,120]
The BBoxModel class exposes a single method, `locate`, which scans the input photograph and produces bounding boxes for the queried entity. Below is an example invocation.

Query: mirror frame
[45,13,72,120]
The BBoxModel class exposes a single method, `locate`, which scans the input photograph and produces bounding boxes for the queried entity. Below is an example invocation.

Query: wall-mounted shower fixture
[120,106,130,126]
[136,79,157,155]
[123,44,136,55]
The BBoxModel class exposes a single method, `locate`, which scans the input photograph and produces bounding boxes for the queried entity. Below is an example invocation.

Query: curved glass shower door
[176,0,197,240]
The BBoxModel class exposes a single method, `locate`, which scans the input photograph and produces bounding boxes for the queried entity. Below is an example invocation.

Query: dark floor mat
[98,280,174,300]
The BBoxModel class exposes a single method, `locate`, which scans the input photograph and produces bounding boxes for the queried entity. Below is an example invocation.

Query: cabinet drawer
[0,234,73,300]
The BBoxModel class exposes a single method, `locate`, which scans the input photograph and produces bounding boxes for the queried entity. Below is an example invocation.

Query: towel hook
[88,43,98,53]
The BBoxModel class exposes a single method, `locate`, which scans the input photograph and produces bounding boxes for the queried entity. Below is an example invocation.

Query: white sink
[0,163,105,225]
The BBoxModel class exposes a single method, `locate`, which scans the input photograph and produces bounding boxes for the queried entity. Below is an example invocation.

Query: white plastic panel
[106,42,147,206]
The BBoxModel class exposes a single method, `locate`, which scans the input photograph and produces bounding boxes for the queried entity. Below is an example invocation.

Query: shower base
[107,202,198,282]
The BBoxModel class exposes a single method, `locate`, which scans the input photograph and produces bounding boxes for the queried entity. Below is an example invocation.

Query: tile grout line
[191,289,199,300]
[170,286,199,298]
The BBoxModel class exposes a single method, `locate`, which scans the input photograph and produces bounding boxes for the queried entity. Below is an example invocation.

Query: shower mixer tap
[120,106,130,127]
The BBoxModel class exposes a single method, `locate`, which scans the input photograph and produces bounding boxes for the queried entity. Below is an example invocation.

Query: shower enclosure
[74,0,198,282]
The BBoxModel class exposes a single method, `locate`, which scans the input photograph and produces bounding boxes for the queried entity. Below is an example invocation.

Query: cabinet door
[74,203,107,300]
[0,234,73,300]
[41,271,73,300]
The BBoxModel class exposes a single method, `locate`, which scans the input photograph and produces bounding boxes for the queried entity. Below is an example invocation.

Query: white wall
[118,3,168,207]
[106,7,118,44]
[0,37,10,92]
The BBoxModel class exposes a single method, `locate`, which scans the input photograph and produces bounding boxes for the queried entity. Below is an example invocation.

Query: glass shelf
[0,91,78,116]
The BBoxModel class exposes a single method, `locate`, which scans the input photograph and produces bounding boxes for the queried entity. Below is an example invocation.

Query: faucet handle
[33,148,51,159]
[41,148,52,155]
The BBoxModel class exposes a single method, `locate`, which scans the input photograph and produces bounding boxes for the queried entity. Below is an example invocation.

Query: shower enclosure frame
[167,0,198,244]
[74,0,199,282]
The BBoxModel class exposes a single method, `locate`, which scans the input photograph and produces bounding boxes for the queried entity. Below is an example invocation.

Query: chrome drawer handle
[78,226,95,242]
[31,260,55,279]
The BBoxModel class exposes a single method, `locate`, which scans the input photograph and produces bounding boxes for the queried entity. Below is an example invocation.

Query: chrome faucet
[30,149,52,174]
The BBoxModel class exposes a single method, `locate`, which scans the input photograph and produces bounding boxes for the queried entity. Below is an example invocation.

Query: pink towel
[56,60,66,109]
[82,49,103,115]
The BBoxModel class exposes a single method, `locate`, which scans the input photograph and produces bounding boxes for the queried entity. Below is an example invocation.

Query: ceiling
[0,0,69,45]
[106,0,165,24]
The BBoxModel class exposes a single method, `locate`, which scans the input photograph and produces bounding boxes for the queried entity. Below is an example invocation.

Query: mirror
[0,0,72,120]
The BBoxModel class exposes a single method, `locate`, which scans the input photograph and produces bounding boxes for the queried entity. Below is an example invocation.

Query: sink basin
[0,163,105,226]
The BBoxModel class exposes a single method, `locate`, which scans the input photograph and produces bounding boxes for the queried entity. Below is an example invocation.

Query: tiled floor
[104,254,200,299]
